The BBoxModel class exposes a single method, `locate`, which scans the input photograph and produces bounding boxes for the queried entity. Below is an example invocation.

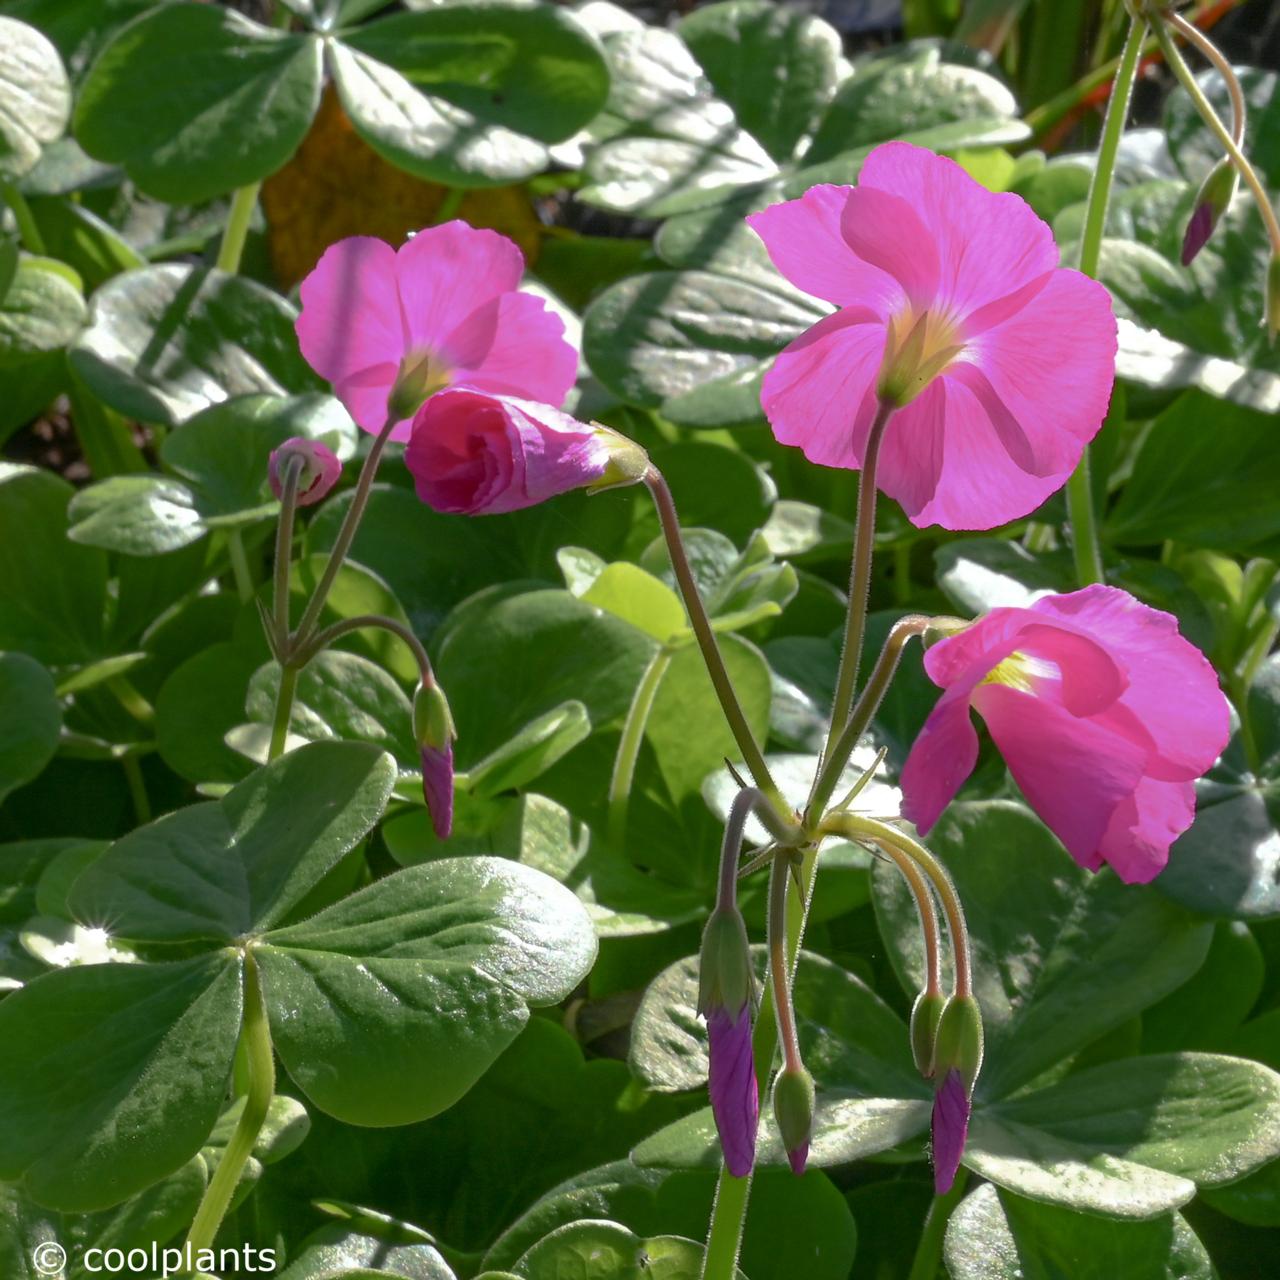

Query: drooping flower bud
[930,1068,970,1194]
[910,990,947,1078]
[1181,159,1237,265]
[412,681,455,840]
[698,906,758,1178]
[920,616,970,651]
[771,1065,815,1175]
[932,994,984,1090]
[268,437,342,507]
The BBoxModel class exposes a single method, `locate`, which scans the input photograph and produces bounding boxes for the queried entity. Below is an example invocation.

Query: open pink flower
[296,222,577,442]
[747,143,1117,530]
[900,585,1230,883]
[405,389,613,515]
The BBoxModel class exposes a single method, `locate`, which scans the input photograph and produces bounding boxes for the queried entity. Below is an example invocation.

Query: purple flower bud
[268,437,342,507]
[771,1065,815,1176]
[707,1005,758,1177]
[931,1068,971,1194]
[1180,201,1215,267]
[420,742,454,841]
[1181,158,1236,267]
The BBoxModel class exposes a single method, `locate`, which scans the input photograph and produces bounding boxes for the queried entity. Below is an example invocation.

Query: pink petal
[395,221,525,354]
[707,1005,759,1178]
[1031,586,1230,781]
[974,683,1148,868]
[746,185,904,314]
[894,373,1069,530]
[421,742,454,840]
[1013,622,1129,717]
[921,607,1035,691]
[931,1069,970,1194]
[296,237,404,431]
[759,311,886,469]
[443,291,578,408]
[859,142,1060,317]
[900,688,982,835]
[405,390,607,516]
[875,378,947,520]
[839,184,940,308]
[1099,776,1197,883]
[968,269,1117,473]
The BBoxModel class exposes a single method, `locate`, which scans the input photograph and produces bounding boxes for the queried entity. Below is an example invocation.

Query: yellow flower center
[388,347,455,419]
[876,307,965,407]
[979,650,1058,695]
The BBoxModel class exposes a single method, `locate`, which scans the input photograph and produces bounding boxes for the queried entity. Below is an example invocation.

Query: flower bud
[932,994,984,1091]
[413,681,455,840]
[1181,159,1237,266]
[586,425,650,494]
[387,348,453,422]
[771,1065,815,1175]
[910,990,947,1078]
[1267,252,1280,347]
[268,437,342,507]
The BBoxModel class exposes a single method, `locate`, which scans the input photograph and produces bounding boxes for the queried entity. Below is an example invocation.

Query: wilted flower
[901,585,1230,882]
[747,142,1117,530]
[295,222,576,439]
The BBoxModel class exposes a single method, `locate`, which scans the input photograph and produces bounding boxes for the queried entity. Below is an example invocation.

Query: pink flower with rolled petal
[901,585,1230,883]
[747,143,1117,530]
[268,437,342,507]
[931,1069,970,1194]
[707,1006,759,1178]
[295,222,577,441]
[406,389,630,516]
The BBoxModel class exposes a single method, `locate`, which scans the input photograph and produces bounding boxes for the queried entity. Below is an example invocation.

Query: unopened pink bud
[268,437,341,507]
[931,1068,970,1194]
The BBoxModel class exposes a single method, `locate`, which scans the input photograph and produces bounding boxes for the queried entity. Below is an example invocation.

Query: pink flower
[404,389,612,515]
[267,437,342,507]
[295,222,577,442]
[900,585,1230,883]
[931,1069,970,1194]
[747,143,1117,530]
[707,1006,759,1178]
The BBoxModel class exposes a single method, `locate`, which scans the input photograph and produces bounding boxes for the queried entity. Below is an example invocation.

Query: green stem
[644,467,790,827]
[227,530,255,603]
[822,401,895,771]
[700,1172,751,1280]
[273,456,304,647]
[0,178,46,254]
[767,855,803,1073]
[267,665,298,763]
[608,646,674,847]
[216,182,262,275]
[108,675,155,725]
[1063,11,1146,589]
[906,1167,970,1280]
[185,951,275,1261]
[1156,13,1280,255]
[121,754,151,825]
[292,417,398,648]
[807,615,931,824]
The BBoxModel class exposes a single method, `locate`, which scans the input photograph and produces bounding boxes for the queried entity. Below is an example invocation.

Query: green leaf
[0,464,107,665]
[509,1221,728,1280]
[632,951,929,1170]
[874,801,1213,1099]
[1157,656,1280,919]
[0,953,242,1210]
[244,652,417,767]
[969,1053,1280,1217]
[465,703,593,800]
[0,653,61,804]
[67,475,206,555]
[276,1225,456,1280]
[0,16,70,179]
[256,857,597,1125]
[74,4,322,203]
[582,563,687,644]
[25,197,144,292]
[944,1183,1213,1279]
[1109,390,1280,552]
[332,2,608,187]
[435,587,655,769]
[69,263,324,426]
[935,538,1073,614]
[0,255,85,365]
[69,741,396,942]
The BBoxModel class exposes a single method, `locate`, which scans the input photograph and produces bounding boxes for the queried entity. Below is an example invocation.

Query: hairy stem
[185,951,275,1259]
[608,646,674,848]
[272,455,305,647]
[906,1167,970,1280]
[767,854,803,1073]
[267,665,298,763]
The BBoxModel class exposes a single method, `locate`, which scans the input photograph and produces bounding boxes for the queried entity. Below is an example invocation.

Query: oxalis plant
[2,1,1280,1279]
